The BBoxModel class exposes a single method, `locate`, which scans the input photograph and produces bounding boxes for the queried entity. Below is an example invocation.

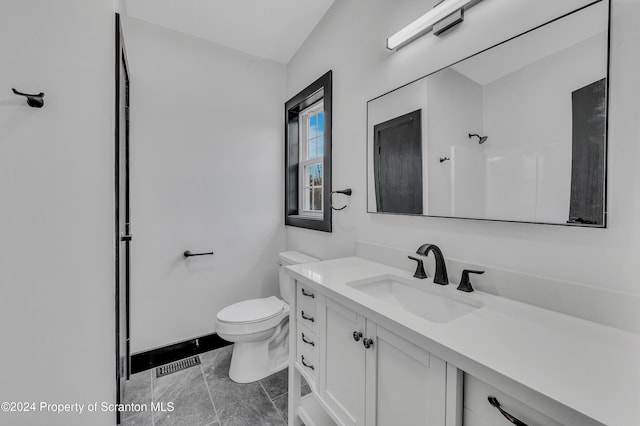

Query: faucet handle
[458,269,484,292]
[408,256,428,279]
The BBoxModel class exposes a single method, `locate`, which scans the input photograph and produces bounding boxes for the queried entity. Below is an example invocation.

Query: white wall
[451,146,486,218]
[483,34,606,222]
[285,0,640,309]
[125,18,287,353]
[426,68,483,217]
[0,1,115,425]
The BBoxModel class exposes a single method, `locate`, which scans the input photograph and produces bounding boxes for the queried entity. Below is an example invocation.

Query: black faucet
[416,244,449,285]
[408,256,427,279]
[457,269,484,292]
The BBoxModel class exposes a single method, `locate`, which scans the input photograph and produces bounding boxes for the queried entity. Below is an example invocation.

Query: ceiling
[451,1,607,86]
[125,0,335,64]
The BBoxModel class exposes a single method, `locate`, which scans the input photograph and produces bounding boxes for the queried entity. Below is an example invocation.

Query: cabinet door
[319,298,366,426]
[365,322,447,426]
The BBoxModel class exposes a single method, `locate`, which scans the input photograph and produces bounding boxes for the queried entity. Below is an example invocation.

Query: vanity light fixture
[387,0,481,50]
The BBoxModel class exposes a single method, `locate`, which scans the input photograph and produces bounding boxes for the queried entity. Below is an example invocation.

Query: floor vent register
[156,355,201,378]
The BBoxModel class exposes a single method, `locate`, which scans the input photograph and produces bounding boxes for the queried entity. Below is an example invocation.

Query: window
[285,71,332,232]
[299,101,324,216]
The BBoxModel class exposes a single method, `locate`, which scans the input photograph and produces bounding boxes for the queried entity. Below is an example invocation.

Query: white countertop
[285,257,640,426]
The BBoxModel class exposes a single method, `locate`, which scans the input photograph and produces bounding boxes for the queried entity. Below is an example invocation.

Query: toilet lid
[217,296,285,324]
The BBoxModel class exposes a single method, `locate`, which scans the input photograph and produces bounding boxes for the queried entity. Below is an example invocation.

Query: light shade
[387,0,475,50]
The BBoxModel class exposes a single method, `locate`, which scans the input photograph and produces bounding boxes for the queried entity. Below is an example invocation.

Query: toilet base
[227,320,289,383]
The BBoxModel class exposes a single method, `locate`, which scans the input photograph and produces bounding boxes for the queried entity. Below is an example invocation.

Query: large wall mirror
[367,1,609,227]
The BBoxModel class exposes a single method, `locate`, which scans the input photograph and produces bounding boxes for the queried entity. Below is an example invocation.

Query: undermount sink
[347,275,482,323]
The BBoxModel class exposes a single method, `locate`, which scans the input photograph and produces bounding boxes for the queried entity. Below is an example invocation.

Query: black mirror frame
[365,1,610,228]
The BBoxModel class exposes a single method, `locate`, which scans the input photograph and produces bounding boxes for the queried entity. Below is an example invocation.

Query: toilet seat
[217,296,289,336]
[217,296,285,324]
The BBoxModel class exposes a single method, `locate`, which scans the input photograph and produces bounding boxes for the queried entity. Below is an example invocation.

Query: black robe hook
[12,88,45,108]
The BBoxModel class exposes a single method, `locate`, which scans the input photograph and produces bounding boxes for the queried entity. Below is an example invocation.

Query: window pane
[317,112,324,135]
[309,115,317,138]
[305,165,313,186]
[316,135,324,157]
[313,164,323,186]
[312,187,322,211]
[309,138,317,160]
[304,187,311,211]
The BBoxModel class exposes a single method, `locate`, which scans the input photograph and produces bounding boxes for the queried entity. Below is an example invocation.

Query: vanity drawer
[464,374,561,426]
[463,374,599,426]
[297,283,318,312]
[296,324,318,385]
[297,283,318,330]
[297,324,318,354]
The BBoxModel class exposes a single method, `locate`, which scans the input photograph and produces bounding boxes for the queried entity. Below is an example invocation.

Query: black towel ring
[330,188,352,211]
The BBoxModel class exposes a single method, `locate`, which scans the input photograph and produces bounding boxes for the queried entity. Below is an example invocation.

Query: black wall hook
[330,188,352,211]
[12,88,45,108]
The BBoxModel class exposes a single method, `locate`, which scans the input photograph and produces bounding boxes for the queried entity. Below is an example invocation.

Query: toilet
[216,251,319,383]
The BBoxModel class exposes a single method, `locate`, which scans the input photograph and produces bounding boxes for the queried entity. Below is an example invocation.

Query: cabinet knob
[353,331,363,342]
[362,338,374,349]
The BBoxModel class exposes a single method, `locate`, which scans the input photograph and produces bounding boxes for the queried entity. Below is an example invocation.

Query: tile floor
[122,345,309,426]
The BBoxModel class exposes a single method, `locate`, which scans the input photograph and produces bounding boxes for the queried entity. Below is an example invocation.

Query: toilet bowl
[216,251,319,383]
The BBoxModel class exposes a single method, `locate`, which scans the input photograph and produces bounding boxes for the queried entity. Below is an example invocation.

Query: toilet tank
[277,251,319,304]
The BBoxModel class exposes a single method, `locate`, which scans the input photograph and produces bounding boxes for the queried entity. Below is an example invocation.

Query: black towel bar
[183,250,214,258]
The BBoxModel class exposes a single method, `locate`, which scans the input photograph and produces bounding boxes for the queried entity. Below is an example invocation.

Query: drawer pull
[353,331,363,342]
[301,333,315,346]
[301,311,315,322]
[362,337,374,349]
[301,355,315,371]
[301,288,316,298]
[488,396,528,426]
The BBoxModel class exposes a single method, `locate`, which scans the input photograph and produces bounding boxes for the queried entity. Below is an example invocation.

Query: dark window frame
[285,70,333,232]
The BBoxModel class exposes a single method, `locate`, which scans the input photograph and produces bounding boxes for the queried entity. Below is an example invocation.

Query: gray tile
[200,345,234,374]
[123,370,152,419]
[121,411,153,426]
[202,346,285,426]
[152,362,218,426]
[260,368,289,400]
[302,383,311,397]
[274,382,311,425]
[272,393,288,424]
[301,374,311,393]
[210,380,285,426]
[260,366,311,401]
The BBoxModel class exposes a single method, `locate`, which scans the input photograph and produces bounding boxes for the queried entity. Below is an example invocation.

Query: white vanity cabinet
[286,257,638,426]
[462,374,603,426]
[362,319,449,426]
[319,297,449,426]
[289,281,457,426]
[318,297,366,425]
[294,283,320,388]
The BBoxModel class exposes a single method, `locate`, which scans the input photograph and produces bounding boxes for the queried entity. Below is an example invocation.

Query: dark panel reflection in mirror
[367,1,608,227]
[569,78,606,225]
[374,110,423,214]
